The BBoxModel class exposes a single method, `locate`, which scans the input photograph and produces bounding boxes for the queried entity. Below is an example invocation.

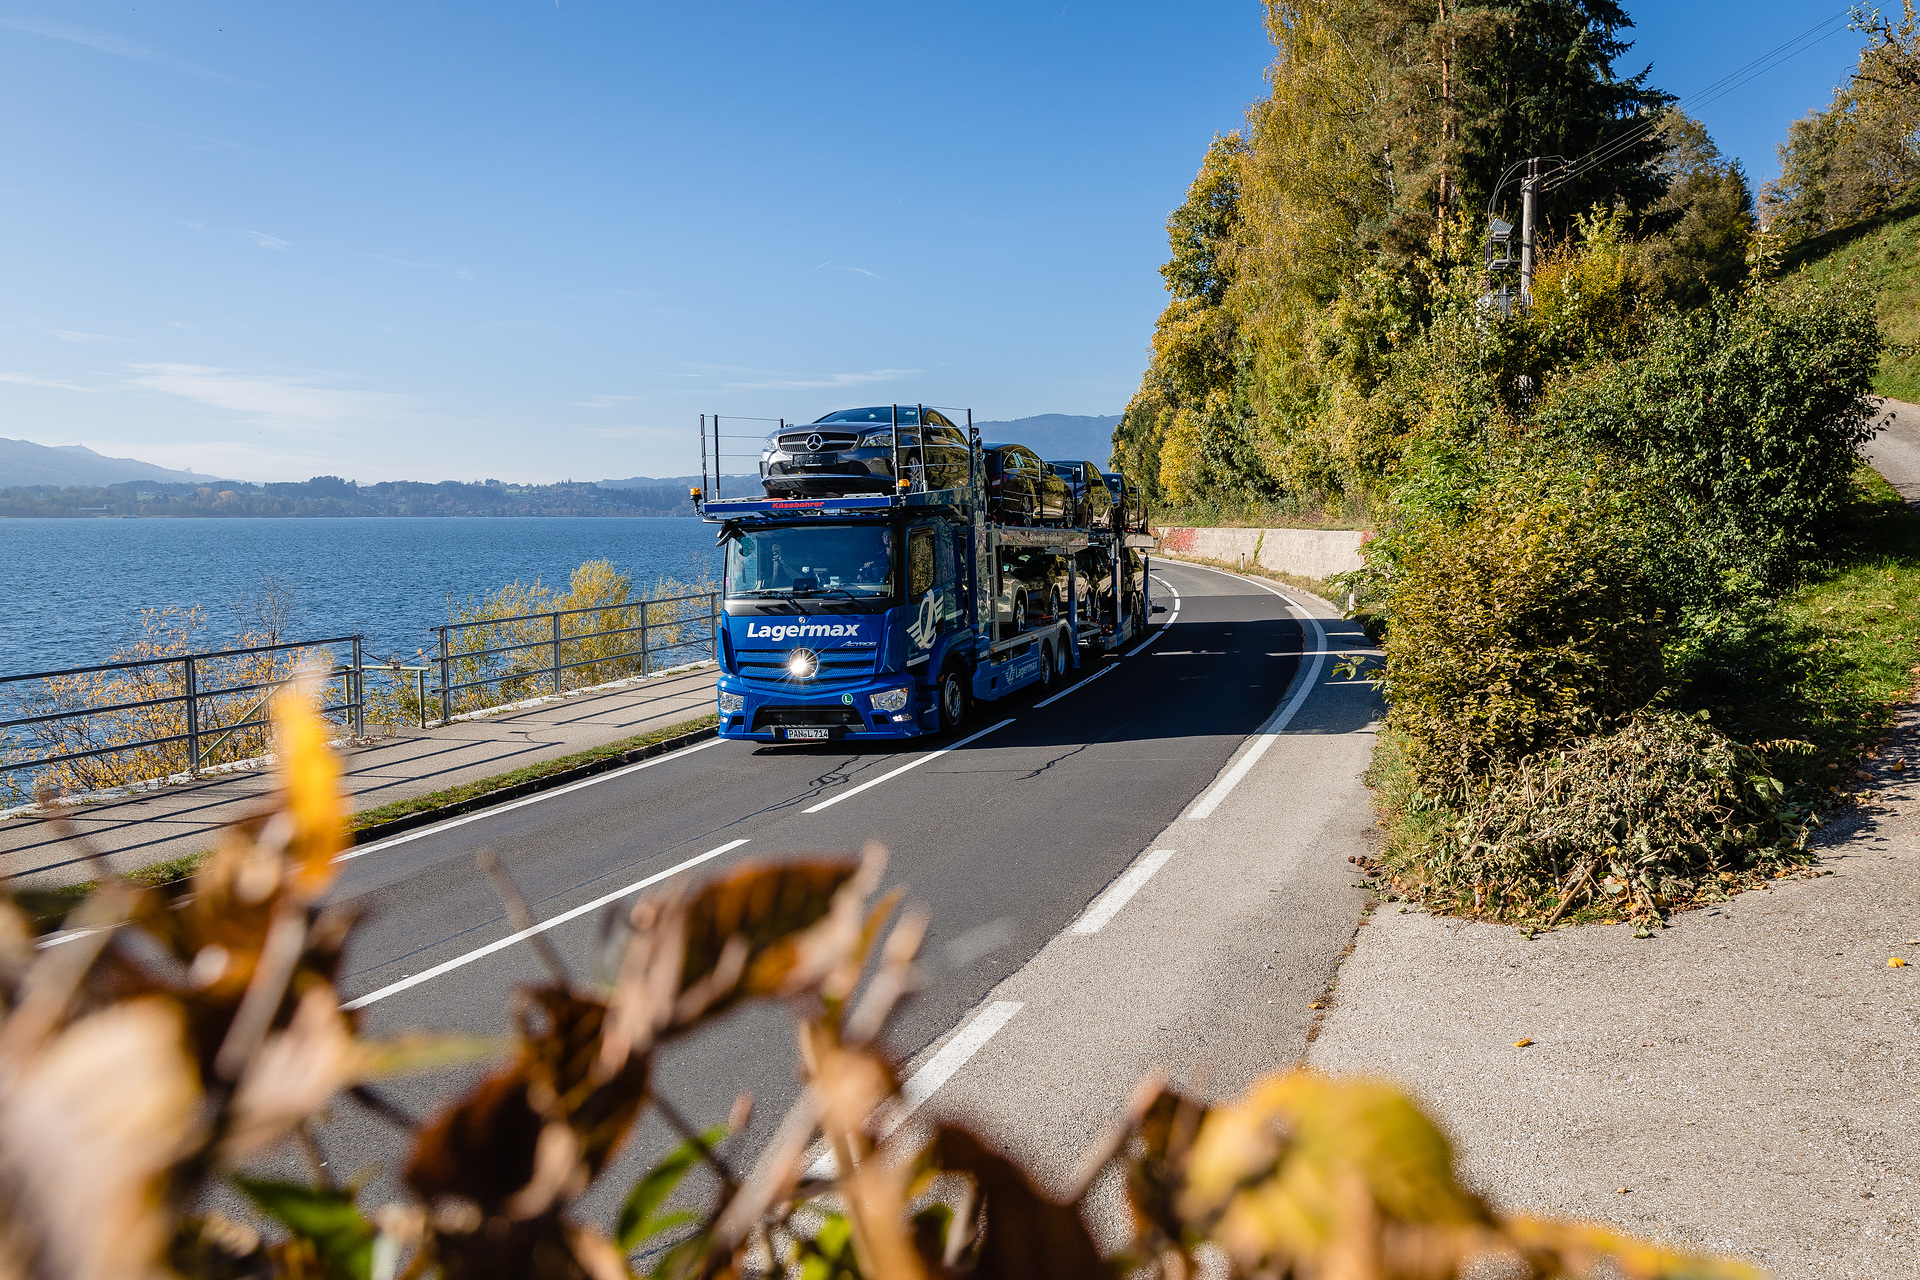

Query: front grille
[752,706,863,729]
[777,430,860,450]
[735,645,878,686]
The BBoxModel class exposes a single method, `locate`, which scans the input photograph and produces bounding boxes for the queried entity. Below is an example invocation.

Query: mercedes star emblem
[806,433,825,452]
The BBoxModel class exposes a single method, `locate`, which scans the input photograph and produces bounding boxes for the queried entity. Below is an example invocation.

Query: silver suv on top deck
[759,405,971,498]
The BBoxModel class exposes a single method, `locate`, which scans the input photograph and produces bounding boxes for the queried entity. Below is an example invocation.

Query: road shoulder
[891,567,1383,1207]
[1305,707,1920,1279]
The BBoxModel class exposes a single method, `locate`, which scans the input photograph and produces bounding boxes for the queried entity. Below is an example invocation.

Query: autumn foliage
[0,693,1763,1279]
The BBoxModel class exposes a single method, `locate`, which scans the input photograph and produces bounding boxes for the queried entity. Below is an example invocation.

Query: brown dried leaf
[0,998,201,1280]
[929,1125,1107,1280]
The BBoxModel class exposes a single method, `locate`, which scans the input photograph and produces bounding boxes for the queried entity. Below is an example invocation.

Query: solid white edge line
[333,736,726,864]
[801,718,1014,814]
[805,1000,1024,1179]
[1073,849,1175,934]
[1033,662,1117,709]
[340,837,750,1011]
[1126,610,1177,657]
[1181,565,1328,822]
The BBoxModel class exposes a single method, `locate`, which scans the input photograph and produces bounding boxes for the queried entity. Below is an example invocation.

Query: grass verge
[13,712,720,931]
[345,712,718,832]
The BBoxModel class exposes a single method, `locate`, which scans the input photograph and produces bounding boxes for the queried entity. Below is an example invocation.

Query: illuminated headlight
[786,648,820,679]
[869,687,910,713]
[717,691,744,713]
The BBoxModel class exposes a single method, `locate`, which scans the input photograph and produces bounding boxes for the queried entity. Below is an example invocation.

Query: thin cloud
[366,253,475,281]
[125,363,410,429]
[722,368,917,392]
[48,329,121,343]
[571,394,645,408]
[182,221,291,251]
[811,259,883,279]
[1,17,256,86]
[0,371,94,392]
[135,122,251,154]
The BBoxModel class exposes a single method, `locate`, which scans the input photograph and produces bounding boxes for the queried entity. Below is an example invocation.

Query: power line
[1542,7,1855,193]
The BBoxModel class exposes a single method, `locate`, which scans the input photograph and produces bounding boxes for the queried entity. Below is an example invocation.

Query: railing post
[639,600,650,678]
[438,627,451,725]
[351,636,365,739]
[417,668,426,729]
[552,612,563,696]
[184,654,199,777]
[711,592,720,663]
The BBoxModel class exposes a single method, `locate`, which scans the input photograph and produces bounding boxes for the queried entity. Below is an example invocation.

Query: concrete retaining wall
[1154,526,1368,581]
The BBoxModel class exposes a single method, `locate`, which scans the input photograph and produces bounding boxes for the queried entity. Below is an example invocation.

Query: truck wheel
[938,665,968,732]
[1013,592,1028,633]
[1053,635,1069,678]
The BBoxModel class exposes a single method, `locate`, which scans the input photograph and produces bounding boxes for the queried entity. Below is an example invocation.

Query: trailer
[697,422,1154,743]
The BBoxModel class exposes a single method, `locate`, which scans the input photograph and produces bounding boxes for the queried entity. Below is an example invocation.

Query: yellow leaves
[1514,1038,1535,1048]
[1180,1071,1494,1276]
[1889,956,1907,967]
[272,677,345,900]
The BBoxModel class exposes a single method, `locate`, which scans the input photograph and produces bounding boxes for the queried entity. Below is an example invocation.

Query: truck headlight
[869,687,910,713]
[717,691,744,714]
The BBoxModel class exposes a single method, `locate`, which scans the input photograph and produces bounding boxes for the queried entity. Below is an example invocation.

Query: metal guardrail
[0,635,366,779]
[432,590,720,723]
[0,587,722,792]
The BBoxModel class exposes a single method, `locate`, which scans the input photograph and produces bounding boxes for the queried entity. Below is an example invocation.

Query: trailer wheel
[938,664,968,732]
[1048,586,1062,622]
[1038,641,1057,691]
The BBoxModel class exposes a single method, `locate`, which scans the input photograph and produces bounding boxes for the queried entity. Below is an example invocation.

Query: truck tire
[1048,586,1062,622]
[1039,640,1057,691]
[938,664,968,732]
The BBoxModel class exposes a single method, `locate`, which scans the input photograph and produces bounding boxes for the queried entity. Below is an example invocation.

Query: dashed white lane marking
[333,736,727,865]
[1073,849,1174,934]
[1034,663,1117,708]
[805,1000,1024,1178]
[800,718,1015,814]
[1179,565,1329,822]
[341,837,751,1011]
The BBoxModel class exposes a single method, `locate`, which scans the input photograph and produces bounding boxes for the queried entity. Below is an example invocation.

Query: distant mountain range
[0,436,225,489]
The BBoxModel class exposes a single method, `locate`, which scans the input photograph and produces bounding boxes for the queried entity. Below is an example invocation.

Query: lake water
[0,517,720,675]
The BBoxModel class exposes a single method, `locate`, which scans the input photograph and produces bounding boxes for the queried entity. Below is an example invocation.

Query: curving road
[305,559,1380,1227]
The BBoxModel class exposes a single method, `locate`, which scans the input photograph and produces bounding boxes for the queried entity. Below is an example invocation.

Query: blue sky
[0,2,1869,483]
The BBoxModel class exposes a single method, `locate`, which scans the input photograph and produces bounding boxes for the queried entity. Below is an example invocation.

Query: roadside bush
[1380,464,1665,792]
[0,689,1761,1280]
[1535,271,1882,591]
[1379,712,1816,923]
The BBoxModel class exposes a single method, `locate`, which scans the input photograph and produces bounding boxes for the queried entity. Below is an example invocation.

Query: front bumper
[716,676,932,742]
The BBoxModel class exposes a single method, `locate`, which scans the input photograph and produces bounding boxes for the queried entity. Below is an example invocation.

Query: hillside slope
[0,437,222,489]
[1793,201,1920,401]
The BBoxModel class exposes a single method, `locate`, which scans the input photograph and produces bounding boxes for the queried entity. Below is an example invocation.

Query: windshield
[815,406,920,425]
[726,523,895,599]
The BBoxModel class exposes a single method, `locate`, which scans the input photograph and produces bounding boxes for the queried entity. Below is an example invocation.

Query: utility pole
[1519,158,1538,303]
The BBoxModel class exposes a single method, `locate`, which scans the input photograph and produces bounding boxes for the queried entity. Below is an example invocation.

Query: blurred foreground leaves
[0,688,1762,1279]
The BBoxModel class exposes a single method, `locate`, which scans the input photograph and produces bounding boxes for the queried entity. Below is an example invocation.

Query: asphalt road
[308,559,1317,1225]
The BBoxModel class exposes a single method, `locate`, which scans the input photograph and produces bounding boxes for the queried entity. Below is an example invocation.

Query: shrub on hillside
[1379,467,1665,791]
[1536,272,1882,591]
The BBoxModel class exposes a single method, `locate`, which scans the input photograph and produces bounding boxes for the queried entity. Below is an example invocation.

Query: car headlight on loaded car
[869,687,910,713]
[717,691,744,714]
[858,430,894,448]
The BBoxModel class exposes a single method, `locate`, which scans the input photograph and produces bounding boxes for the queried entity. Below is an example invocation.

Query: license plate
[783,727,832,740]
[791,453,837,467]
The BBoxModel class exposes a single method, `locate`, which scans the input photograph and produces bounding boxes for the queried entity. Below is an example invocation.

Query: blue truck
[696,410,1153,743]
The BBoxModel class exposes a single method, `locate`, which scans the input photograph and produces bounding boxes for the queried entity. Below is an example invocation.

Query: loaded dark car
[760,406,971,498]
[1047,459,1115,529]
[1100,470,1147,533]
[983,443,1071,525]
